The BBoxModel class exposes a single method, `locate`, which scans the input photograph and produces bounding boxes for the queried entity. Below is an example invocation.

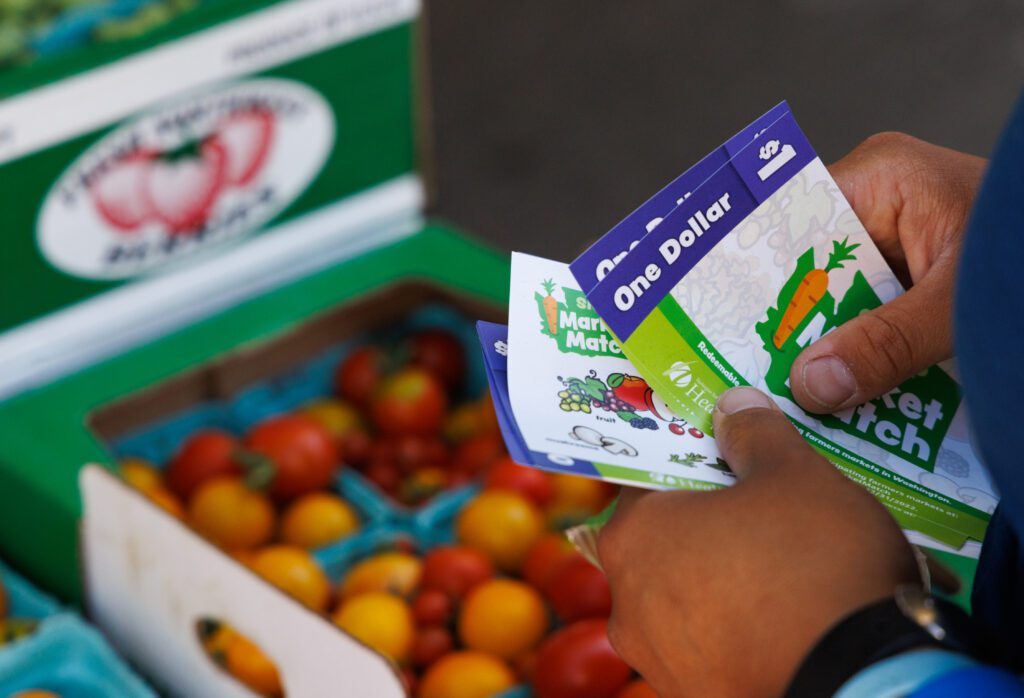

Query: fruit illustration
[540,279,559,335]
[773,236,861,349]
[144,140,227,233]
[209,108,275,187]
[668,423,685,436]
[91,150,154,230]
[607,373,648,411]
[688,427,704,438]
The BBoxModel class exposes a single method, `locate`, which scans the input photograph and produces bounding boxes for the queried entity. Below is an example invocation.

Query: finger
[597,487,653,576]
[789,266,954,413]
[712,387,820,481]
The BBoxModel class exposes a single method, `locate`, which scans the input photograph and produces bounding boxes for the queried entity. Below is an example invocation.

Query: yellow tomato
[302,399,363,438]
[458,579,548,660]
[456,491,544,572]
[226,632,284,697]
[187,477,275,551]
[339,552,422,599]
[249,546,331,613]
[332,592,414,664]
[418,651,516,698]
[280,492,359,549]
[120,458,163,494]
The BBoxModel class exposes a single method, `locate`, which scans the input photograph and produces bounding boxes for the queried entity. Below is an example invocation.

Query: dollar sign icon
[494,340,509,357]
[759,139,780,161]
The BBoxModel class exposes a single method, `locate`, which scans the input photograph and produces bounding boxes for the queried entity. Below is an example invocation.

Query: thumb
[789,264,954,414]
[712,387,817,481]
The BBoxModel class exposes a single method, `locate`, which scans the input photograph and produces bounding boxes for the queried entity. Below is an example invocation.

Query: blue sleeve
[835,650,1024,698]
[956,90,1024,672]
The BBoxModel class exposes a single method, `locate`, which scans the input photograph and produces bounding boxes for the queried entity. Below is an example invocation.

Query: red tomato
[410,625,455,668]
[544,555,612,622]
[370,368,448,437]
[420,545,494,599]
[243,415,340,500]
[412,588,454,626]
[393,435,449,475]
[363,458,401,495]
[409,329,466,391]
[485,457,554,507]
[334,346,385,407]
[452,433,506,478]
[341,428,373,469]
[522,534,578,590]
[532,619,632,698]
[166,430,241,500]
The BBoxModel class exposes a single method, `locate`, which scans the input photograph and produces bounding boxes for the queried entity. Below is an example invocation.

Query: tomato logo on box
[37,78,334,280]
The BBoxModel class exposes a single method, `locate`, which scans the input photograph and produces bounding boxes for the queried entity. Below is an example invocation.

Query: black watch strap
[784,598,944,698]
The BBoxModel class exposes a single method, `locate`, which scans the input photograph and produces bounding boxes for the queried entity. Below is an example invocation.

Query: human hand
[597,387,920,698]
[791,133,985,413]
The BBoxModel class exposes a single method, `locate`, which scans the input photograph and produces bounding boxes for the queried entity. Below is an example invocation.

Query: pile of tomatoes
[115,324,651,697]
[326,464,655,698]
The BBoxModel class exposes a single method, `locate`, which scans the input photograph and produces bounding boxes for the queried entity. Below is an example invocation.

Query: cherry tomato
[187,477,275,551]
[302,399,364,442]
[341,428,373,469]
[249,546,331,613]
[0,572,7,620]
[280,492,359,549]
[544,555,612,622]
[419,651,516,698]
[392,435,448,475]
[456,491,544,572]
[484,457,554,507]
[412,588,453,626]
[459,579,549,660]
[332,592,414,664]
[363,457,401,495]
[420,546,494,599]
[244,415,340,500]
[334,346,386,407]
[225,630,283,697]
[397,467,448,506]
[522,533,578,589]
[339,551,422,599]
[616,679,658,698]
[409,328,466,390]
[452,433,506,478]
[370,367,448,437]
[166,430,241,500]
[411,624,454,668]
[532,619,632,698]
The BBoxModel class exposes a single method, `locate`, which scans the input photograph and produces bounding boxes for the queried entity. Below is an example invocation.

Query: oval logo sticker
[38,78,334,280]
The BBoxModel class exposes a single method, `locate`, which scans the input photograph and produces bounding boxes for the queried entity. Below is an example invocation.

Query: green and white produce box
[0,2,509,693]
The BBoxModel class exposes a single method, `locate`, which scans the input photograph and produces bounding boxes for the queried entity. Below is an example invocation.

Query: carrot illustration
[773,237,860,349]
[541,279,559,334]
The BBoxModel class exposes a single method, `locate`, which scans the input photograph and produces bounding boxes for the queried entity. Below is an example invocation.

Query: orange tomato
[187,477,275,550]
[120,458,163,494]
[302,399,364,439]
[548,474,617,515]
[339,551,422,599]
[280,492,359,549]
[225,631,283,697]
[617,679,658,698]
[459,579,548,660]
[10,691,62,698]
[249,546,331,613]
[418,651,516,698]
[332,592,414,664]
[456,491,544,572]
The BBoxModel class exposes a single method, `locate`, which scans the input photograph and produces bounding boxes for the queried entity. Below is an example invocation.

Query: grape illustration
[629,417,658,430]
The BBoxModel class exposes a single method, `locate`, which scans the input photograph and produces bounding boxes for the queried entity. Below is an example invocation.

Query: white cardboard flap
[81,465,405,698]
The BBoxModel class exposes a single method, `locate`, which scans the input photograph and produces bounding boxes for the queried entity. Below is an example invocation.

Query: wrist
[783,586,978,698]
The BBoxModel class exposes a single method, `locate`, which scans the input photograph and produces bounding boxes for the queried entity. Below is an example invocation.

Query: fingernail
[801,356,857,409]
[715,386,774,415]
